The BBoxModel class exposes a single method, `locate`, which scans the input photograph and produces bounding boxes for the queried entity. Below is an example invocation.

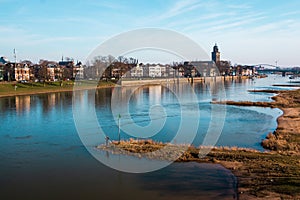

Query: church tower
[211,43,220,63]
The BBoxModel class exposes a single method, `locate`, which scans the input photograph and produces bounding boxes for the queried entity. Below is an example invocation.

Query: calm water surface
[0,75,296,199]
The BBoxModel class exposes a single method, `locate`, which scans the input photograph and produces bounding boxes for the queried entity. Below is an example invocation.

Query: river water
[0,75,296,199]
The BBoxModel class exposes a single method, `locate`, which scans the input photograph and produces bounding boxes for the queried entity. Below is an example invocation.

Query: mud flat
[272,84,300,87]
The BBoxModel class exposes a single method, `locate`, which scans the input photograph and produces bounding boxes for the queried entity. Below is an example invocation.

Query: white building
[160,65,167,77]
[149,64,162,77]
[240,66,254,76]
[130,63,144,78]
[73,62,84,79]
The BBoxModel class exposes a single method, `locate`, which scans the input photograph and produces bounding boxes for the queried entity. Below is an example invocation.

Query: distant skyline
[1,0,300,67]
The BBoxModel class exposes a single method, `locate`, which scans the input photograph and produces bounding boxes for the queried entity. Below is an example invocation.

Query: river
[0,75,296,200]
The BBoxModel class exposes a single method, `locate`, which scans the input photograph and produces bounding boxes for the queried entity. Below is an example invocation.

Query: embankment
[120,76,251,86]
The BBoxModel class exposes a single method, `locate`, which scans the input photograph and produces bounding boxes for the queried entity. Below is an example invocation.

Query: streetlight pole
[118,114,121,144]
[14,48,17,81]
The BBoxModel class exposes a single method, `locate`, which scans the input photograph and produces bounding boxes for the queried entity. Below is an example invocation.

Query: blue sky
[1,0,300,66]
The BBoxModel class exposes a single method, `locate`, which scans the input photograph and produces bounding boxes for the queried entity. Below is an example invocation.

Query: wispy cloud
[181,12,266,33]
[1,0,300,66]
[84,0,127,10]
[227,3,252,9]
[280,11,300,17]
[205,16,266,32]
[0,26,25,33]
[166,12,236,28]
[157,0,216,20]
[250,19,300,35]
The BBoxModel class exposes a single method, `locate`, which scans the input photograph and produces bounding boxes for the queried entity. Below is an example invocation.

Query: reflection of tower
[211,43,220,63]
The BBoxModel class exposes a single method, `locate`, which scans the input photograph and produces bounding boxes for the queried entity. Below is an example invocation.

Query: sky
[0,0,300,67]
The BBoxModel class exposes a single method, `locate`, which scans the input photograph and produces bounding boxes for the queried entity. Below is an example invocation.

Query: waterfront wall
[121,76,250,86]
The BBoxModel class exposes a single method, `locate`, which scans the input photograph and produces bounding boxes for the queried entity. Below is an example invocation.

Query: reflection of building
[48,93,57,108]
[149,85,161,105]
[16,96,31,113]
[212,43,220,63]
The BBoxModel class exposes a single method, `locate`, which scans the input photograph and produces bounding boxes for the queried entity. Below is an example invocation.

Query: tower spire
[212,43,220,63]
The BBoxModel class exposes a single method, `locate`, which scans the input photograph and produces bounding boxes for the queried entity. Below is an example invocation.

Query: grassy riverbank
[98,88,300,199]
[0,80,117,98]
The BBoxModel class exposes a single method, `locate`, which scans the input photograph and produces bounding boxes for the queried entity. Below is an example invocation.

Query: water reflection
[0,75,293,199]
[15,96,31,113]
[0,76,285,150]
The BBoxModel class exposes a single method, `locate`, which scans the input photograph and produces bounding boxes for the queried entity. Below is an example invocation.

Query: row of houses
[129,64,176,78]
[118,62,256,79]
[0,56,257,82]
[0,57,84,82]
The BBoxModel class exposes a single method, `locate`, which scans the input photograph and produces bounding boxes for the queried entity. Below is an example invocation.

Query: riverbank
[98,88,300,199]
[209,88,300,199]
[0,80,117,98]
[121,75,258,86]
[0,76,254,97]
[212,89,300,154]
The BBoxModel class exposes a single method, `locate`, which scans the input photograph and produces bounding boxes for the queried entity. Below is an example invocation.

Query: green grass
[0,80,117,97]
[0,81,74,96]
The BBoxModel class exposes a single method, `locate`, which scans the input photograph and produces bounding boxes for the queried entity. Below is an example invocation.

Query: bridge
[254,64,300,76]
